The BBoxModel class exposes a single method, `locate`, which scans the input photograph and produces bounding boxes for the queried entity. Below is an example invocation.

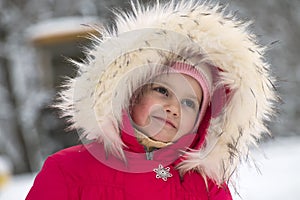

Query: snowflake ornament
[153,164,173,181]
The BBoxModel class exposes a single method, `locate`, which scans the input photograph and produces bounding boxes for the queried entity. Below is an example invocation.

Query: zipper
[145,150,154,160]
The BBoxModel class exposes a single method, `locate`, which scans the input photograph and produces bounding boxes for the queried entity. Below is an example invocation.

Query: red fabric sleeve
[26,156,69,200]
[207,179,233,200]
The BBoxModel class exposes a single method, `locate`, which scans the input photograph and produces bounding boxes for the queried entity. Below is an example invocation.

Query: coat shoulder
[49,142,107,174]
[50,143,91,162]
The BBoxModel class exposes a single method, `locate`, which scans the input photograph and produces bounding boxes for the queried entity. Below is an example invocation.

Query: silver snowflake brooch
[153,164,173,181]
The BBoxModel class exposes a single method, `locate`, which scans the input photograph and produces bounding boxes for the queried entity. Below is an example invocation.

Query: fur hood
[56,0,278,185]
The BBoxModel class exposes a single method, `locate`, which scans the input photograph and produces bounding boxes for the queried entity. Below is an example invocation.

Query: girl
[26,1,278,199]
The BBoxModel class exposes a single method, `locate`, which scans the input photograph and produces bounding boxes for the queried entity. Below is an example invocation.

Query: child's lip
[152,116,177,129]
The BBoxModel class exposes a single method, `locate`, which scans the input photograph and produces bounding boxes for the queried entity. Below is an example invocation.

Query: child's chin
[151,133,174,143]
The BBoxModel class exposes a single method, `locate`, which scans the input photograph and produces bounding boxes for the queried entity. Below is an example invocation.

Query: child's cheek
[180,113,198,133]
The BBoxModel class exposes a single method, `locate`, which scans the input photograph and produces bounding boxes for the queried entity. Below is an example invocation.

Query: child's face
[130,73,203,143]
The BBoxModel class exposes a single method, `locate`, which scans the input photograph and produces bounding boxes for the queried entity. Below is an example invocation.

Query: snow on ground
[0,136,300,200]
[231,136,300,200]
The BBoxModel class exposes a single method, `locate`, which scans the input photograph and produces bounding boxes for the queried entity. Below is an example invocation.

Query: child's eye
[153,87,169,96]
[181,99,196,109]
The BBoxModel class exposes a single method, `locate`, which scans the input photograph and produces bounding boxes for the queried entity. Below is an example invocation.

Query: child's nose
[164,99,180,117]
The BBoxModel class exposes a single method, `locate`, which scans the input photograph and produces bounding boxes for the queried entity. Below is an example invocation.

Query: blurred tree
[0,0,131,174]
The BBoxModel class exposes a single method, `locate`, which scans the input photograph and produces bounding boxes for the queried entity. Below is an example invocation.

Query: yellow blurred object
[0,156,12,190]
[0,172,10,189]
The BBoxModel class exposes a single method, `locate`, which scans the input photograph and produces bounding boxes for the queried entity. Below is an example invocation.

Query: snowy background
[0,0,299,199]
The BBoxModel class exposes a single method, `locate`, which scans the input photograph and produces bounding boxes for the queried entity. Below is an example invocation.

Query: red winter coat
[26,112,232,200]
